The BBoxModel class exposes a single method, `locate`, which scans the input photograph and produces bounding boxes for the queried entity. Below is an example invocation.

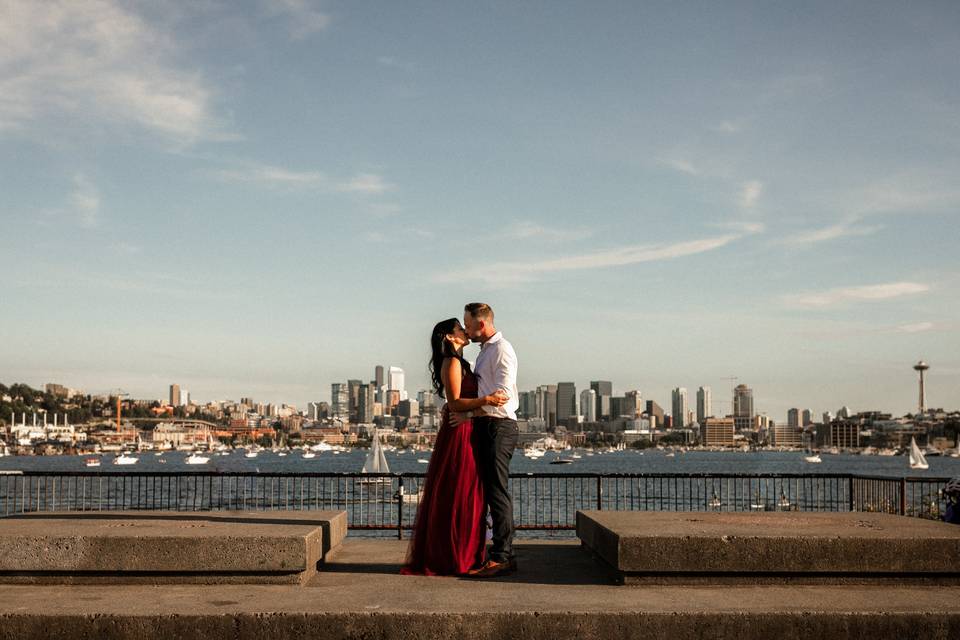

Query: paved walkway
[1,539,959,639]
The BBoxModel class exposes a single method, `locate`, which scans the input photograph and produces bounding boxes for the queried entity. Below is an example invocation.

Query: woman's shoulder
[441,356,462,370]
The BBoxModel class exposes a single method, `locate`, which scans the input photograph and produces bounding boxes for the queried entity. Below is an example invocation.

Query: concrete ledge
[577,511,960,582]
[1,540,959,639]
[0,511,347,584]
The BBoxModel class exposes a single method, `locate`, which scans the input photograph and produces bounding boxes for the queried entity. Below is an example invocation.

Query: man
[463,302,519,578]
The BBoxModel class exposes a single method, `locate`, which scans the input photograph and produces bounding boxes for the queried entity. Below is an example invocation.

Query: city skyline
[2,2,959,419]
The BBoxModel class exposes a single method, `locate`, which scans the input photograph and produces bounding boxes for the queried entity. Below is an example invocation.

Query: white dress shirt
[474,331,519,420]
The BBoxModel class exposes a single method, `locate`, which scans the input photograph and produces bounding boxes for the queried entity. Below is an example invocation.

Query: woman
[400,318,507,576]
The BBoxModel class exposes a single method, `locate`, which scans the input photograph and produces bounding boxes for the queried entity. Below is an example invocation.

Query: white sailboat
[359,432,391,484]
[909,437,929,470]
[114,453,139,465]
[185,452,210,465]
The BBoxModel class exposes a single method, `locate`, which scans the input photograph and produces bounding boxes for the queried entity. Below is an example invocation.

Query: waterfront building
[580,389,597,422]
[556,382,577,423]
[590,381,613,420]
[672,387,688,428]
[733,384,755,431]
[702,417,736,446]
[772,424,804,447]
[817,420,861,449]
[696,386,712,424]
[169,384,180,407]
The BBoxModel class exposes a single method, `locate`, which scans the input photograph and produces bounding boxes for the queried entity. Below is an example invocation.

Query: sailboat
[358,432,391,484]
[909,437,929,470]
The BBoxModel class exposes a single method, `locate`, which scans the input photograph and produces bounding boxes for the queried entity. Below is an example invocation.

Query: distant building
[169,384,180,407]
[787,408,800,428]
[702,418,736,446]
[772,424,804,447]
[375,365,384,389]
[357,384,375,424]
[817,420,860,449]
[671,387,688,428]
[347,380,363,423]
[733,384,754,431]
[646,400,665,425]
[556,382,577,423]
[624,390,643,418]
[331,383,349,421]
[696,386,712,424]
[536,385,558,429]
[590,381,612,420]
[580,389,597,422]
[389,367,406,400]
[837,406,851,419]
[518,391,537,419]
[398,399,419,419]
[802,409,812,426]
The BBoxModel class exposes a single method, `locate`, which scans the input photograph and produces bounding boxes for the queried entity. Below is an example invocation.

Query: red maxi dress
[401,370,486,576]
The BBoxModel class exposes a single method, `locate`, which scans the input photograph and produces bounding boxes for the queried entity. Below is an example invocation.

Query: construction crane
[718,376,739,416]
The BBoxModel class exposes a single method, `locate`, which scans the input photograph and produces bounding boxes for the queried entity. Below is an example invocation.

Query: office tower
[733,384,754,431]
[609,396,626,419]
[671,387,688,428]
[837,406,851,419]
[331,383,349,421]
[375,365,384,390]
[357,384,375,424]
[398,400,419,419]
[802,409,812,426]
[787,408,800,428]
[822,411,834,424]
[169,384,180,407]
[347,379,362,423]
[646,400,665,424]
[181,389,190,407]
[696,386,712,424]
[580,389,597,422]
[556,382,577,423]
[388,366,405,400]
[702,417,736,446]
[536,384,558,429]
[590,380,612,420]
[307,402,322,421]
[624,390,643,418]
[518,391,536,419]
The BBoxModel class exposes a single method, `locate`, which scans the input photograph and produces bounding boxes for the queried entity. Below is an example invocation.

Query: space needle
[913,360,929,415]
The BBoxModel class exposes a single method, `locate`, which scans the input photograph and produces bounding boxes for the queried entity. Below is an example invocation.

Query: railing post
[899,478,907,516]
[397,476,404,540]
[596,475,602,510]
[848,476,855,512]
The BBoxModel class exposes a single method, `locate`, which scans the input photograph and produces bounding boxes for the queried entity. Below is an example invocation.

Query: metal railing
[0,471,951,537]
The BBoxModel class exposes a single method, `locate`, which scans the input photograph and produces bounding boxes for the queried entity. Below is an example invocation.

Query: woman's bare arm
[442,358,505,412]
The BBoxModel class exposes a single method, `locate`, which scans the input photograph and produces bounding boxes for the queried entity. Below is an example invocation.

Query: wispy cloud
[69,174,100,228]
[0,0,228,144]
[508,221,591,243]
[261,0,331,39]
[657,157,700,176]
[213,163,393,194]
[712,120,743,134]
[435,232,747,287]
[785,221,885,246]
[782,281,931,309]
[897,321,934,334]
[738,180,763,210]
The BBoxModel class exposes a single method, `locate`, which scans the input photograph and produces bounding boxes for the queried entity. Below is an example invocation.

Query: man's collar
[480,331,502,348]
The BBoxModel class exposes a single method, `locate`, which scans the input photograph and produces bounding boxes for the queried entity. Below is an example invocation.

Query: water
[2,447,959,477]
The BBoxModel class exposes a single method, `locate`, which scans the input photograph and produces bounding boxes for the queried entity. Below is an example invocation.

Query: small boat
[549,457,574,465]
[804,454,822,463]
[664,452,676,458]
[277,451,288,457]
[302,451,316,459]
[113,453,139,465]
[909,437,929,470]
[245,449,259,459]
[417,458,430,464]
[185,453,210,465]
[85,458,101,467]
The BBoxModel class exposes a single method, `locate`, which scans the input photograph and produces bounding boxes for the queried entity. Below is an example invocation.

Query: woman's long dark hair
[429,318,472,399]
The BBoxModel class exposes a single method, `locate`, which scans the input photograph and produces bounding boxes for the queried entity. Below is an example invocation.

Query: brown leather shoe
[465,558,517,578]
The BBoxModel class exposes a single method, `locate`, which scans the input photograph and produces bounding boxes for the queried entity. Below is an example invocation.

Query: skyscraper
[347,379,362,423]
[787,408,800,428]
[331,383,349,421]
[374,365,384,389]
[388,366,405,400]
[590,381,612,420]
[624,390,643,418]
[696,386,712,424]
[802,409,812,426]
[733,384,754,431]
[536,384,557,429]
[357,384,375,424]
[671,387,688,428]
[556,382,577,424]
[169,384,180,407]
[580,389,597,422]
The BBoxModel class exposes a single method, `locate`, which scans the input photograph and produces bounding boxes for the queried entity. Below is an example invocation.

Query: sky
[1,0,959,421]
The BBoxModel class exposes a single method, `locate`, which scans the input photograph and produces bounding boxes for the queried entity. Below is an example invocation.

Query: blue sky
[1,1,958,421]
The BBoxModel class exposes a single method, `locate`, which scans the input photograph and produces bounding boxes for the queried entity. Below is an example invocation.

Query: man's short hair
[464,302,494,322]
